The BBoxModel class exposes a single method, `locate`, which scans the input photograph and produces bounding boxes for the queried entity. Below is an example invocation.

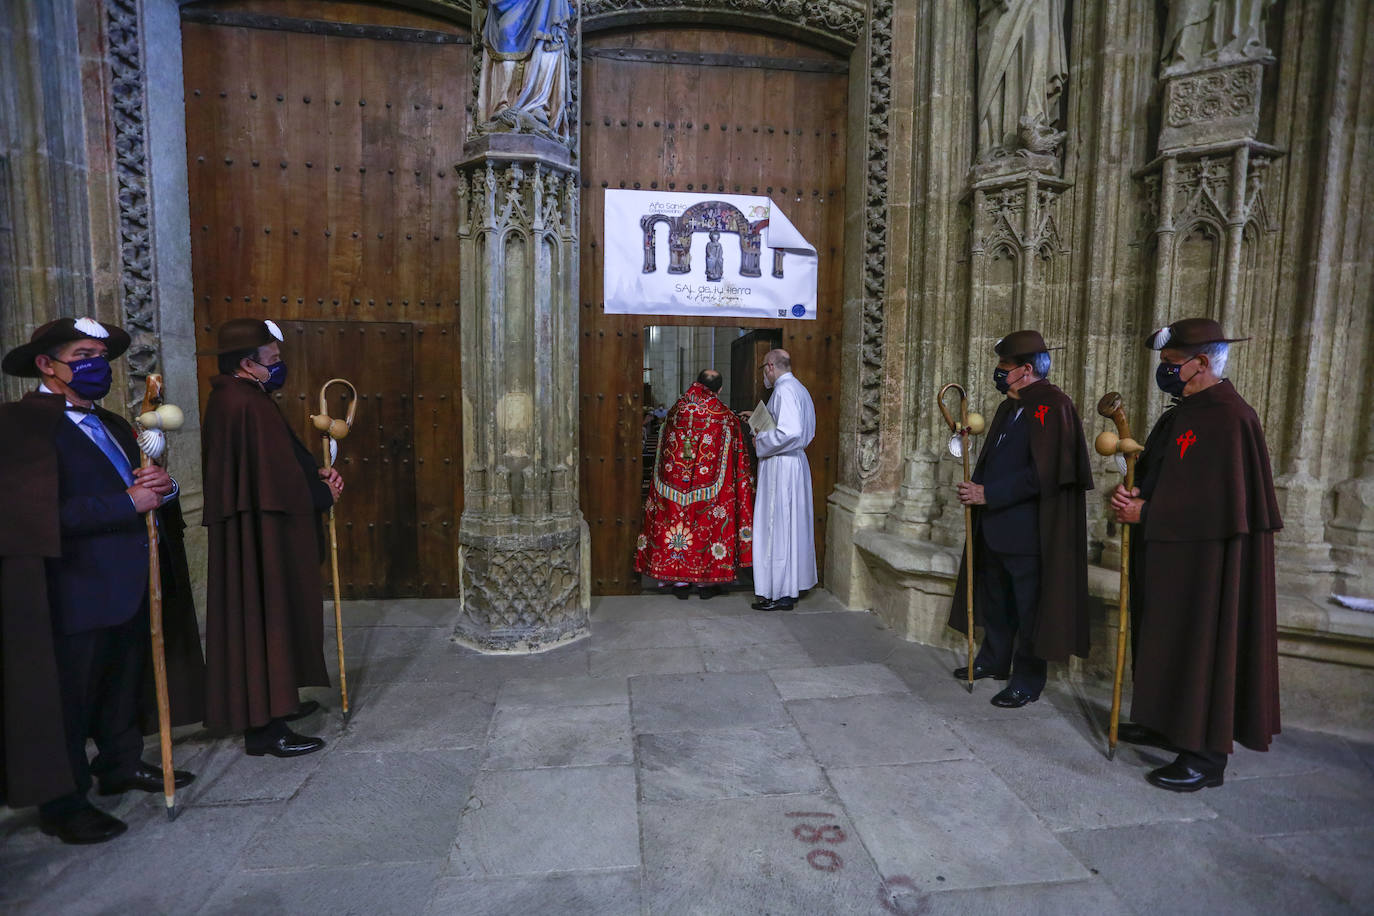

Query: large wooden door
[580,28,848,594]
[182,1,469,598]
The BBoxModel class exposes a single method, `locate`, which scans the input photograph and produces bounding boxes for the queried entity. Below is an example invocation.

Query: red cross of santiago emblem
[1034,404,1049,425]
[1177,429,1197,458]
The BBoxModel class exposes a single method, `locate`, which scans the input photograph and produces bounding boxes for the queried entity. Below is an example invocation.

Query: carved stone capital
[970,171,1071,261]
[1158,60,1266,152]
[456,527,587,651]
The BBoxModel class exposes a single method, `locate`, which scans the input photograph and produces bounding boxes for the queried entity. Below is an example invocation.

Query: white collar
[39,383,92,423]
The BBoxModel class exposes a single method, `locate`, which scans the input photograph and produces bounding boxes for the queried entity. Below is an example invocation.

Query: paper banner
[602,189,818,320]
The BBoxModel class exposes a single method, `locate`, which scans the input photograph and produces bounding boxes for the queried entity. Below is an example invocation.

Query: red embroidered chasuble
[635,382,754,583]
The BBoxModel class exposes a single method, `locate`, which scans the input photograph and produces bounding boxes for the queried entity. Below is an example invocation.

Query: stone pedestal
[453,135,587,652]
[1328,456,1374,595]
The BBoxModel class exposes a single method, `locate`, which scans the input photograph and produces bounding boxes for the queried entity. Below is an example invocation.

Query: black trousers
[973,537,1048,696]
[39,610,147,817]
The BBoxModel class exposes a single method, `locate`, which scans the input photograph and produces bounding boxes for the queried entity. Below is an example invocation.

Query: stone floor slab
[496,674,630,709]
[1203,764,1374,836]
[781,612,901,666]
[588,646,704,679]
[590,617,698,650]
[944,713,1209,831]
[1058,818,1354,912]
[877,877,1126,916]
[240,749,481,869]
[640,795,884,916]
[700,641,815,673]
[787,694,970,767]
[427,869,642,916]
[630,672,787,734]
[1260,826,1374,909]
[201,861,442,916]
[829,760,1091,892]
[769,662,910,701]
[4,803,274,913]
[447,766,639,878]
[637,724,827,801]
[484,704,632,769]
[171,734,334,806]
[687,615,800,649]
[335,682,493,752]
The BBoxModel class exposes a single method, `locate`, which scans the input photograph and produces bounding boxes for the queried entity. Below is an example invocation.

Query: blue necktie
[80,414,135,486]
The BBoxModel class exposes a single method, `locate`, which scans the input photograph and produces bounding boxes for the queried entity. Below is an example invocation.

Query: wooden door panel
[580,28,847,594]
[183,2,468,598]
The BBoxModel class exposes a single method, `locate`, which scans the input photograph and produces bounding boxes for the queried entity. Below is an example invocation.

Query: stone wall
[830,0,1374,738]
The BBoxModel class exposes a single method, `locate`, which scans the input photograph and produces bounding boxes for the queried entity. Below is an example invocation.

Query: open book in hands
[747,400,776,434]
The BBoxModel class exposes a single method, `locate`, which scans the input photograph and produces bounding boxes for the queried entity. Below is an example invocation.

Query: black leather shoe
[97,761,195,796]
[990,686,1039,708]
[697,585,725,600]
[245,720,326,758]
[283,699,322,722]
[952,664,1010,682]
[672,584,693,600]
[751,597,795,612]
[40,804,127,845]
[1117,723,1174,751]
[1146,759,1224,792]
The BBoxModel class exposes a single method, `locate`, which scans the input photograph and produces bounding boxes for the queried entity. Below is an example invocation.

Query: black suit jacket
[47,416,151,634]
[973,407,1040,555]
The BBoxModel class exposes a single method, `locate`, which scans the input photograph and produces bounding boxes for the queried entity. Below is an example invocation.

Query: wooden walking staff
[311,379,357,718]
[1094,392,1145,760]
[132,375,185,820]
[938,383,986,693]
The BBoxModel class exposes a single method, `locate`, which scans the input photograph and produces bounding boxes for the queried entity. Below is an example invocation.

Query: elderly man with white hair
[1110,317,1282,792]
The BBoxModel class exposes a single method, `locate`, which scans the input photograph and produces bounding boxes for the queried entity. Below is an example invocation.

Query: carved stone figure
[476,0,574,141]
[705,231,724,282]
[976,0,1069,163]
[1161,0,1277,74]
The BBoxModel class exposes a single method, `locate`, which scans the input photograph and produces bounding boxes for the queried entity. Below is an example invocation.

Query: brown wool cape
[202,375,331,733]
[1130,379,1281,754]
[0,392,204,807]
[949,379,1095,662]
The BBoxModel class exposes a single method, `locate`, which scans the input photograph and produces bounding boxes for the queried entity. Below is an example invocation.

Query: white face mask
[764,374,774,390]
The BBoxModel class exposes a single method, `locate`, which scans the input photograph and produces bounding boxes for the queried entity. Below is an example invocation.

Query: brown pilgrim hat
[1145,317,1250,350]
[994,329,1063,360]
[2,316,131,378]
[199,318,286,355]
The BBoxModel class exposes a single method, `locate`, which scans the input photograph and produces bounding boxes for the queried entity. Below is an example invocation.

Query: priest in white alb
[749,349,817,611]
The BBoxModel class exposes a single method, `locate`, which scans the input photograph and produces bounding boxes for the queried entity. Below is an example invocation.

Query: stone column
[454,0,587,652]
[0,0,100,404]
[825,0,902,608]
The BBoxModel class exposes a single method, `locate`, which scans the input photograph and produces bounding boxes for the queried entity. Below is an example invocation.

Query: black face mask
[1155,356,1195,398]
[993,367,1011,395]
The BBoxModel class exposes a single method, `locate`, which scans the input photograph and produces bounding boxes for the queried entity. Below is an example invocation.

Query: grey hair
[1030,351,1051,379]
[1196,342,1229,375]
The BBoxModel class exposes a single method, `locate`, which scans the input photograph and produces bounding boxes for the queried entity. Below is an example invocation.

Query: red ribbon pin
[1177,429,1197,458]
[1034,404,1049,425]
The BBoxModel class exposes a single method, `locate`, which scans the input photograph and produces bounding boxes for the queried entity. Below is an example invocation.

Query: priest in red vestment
[636,370,754,598]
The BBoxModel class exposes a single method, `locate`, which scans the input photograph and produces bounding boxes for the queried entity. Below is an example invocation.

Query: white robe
[752,372,818,599]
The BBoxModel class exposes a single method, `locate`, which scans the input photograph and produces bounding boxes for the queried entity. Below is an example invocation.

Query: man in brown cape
[1110,317,1281,792]
[949,330,1094,707]
[202,318,342,758]
[0,317,202,844]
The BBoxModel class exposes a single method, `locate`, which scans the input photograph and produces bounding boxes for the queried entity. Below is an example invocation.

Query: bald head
[697,369,723,392]
[762,348,791,387]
